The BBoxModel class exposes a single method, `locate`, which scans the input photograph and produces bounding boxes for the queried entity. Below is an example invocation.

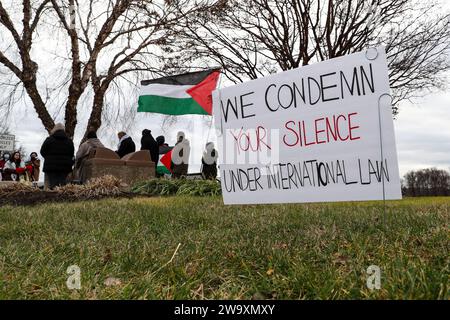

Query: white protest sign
[212,47,401,205]
[0,134,15,152]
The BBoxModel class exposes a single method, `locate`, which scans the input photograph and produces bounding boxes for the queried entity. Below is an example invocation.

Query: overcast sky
[393,89,450,175]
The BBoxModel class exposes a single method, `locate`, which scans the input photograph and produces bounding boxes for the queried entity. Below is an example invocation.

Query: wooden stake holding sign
[213,47,402,205]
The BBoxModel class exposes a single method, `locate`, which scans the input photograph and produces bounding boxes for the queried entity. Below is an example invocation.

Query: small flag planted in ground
[159,149,173,173]
[138,69,220,116]
[157,151,173,175]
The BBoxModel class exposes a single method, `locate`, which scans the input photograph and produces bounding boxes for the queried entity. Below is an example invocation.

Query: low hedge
[131,178,221,196]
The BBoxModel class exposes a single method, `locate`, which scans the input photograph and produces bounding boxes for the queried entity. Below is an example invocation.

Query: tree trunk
[81,88,104,145]
[64,87,81,139]
[23,80,55,134]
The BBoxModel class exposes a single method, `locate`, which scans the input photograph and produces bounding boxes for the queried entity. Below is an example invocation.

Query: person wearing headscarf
[0,152,10,181]
[156,135,171,155]
[25,152,41,182]
[75,131,104,182]
[40,123,75,189]
[140,129,159,173]
[115,131,135,158]
[201,142,218,180]
[171,131,190,178]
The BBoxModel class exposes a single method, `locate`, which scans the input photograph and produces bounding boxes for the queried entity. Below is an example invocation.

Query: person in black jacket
[141,129,158,162]
[40,123,75,189]
[201,142,218,180]
[115,131,135,158]
[140,129,159,174]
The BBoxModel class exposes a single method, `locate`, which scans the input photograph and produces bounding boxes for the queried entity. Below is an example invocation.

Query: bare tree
[0,0,210,140]
[0,0,55,131]
[172,0,450,113]
[403,168,450,196]
[50,0,189,139]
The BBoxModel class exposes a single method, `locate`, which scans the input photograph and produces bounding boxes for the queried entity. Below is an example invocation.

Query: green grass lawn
[0,196,448,299]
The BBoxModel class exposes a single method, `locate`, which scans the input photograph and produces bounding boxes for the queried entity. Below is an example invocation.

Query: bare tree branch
[173,0,450,114]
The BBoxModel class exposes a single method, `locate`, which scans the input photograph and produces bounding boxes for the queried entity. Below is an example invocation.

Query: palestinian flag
[138,69,220,116]
[159,150,173,174]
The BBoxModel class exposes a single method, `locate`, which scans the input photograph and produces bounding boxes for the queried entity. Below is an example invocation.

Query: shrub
[131,178,221,196]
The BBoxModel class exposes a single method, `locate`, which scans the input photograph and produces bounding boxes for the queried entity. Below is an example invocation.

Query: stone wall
[83,161,155,186]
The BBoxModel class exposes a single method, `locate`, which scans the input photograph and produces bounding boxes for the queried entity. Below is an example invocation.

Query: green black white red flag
[138,69,220,116]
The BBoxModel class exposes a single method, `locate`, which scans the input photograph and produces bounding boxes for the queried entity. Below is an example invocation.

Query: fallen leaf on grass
[226,251,236,258]
[251,292,267,300]
[272,243,288,250]
[185,261,199,277]
[332,252,348,266]
[104,277,122,287]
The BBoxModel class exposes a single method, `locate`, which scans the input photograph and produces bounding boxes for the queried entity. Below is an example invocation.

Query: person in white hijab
[171,131,190,178]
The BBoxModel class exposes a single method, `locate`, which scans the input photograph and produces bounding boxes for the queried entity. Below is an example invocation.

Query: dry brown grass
[56,175,124,199]
[0,175,129,205]
[0,181,40,194]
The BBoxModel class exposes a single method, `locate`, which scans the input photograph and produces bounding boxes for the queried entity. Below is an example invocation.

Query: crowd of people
[0,123,218,189]
[0,151,41,183]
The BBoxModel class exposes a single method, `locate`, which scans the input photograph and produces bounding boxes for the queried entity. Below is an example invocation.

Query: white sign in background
[213,47,402,205]
[0,134,15,152]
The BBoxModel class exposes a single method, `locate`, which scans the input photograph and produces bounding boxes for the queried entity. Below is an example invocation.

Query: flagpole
[203,70,222,175]
[208,71,223,142]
